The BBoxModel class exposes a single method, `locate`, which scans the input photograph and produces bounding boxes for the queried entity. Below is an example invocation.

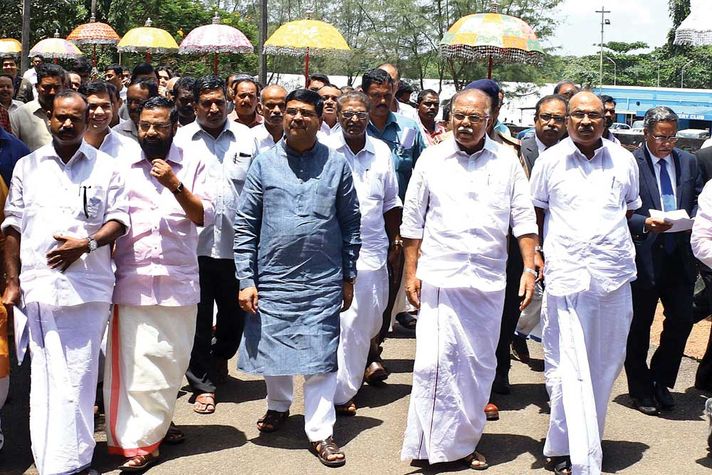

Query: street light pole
[681,59,694,88]
[258,0,268,85]
[595,5,611,91]
[605,56,617,85]
[20,0,30,74]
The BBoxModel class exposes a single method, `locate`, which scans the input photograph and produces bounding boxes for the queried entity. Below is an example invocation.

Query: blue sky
[546,0,672,56]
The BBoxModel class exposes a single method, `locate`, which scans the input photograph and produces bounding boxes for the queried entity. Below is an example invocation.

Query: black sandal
[462,450,489,470]
[310,436,346,468]
[552,456,572,475]
[162,422,185,444]
[335,399,357,416]
[256,409,289,432]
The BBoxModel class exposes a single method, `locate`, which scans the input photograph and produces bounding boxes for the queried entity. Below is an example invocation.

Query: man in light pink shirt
[103,96,214,472]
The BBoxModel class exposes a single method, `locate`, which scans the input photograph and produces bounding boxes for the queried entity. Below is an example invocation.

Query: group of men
[0,54,710,475]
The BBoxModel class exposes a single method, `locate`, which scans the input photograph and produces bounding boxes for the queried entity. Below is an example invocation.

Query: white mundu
[400,135,537,463]
[325,133,401,406]
[3,142,129,474]
[530,137,641,475]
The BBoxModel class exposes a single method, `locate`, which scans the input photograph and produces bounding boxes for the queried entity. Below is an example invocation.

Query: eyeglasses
[452,112,489,124]
[341,111,369,120]
[285,107,318,118]
[538,113,566,123]
[569,111,603,121]
[652,135,678,143]
[138,121,172,132]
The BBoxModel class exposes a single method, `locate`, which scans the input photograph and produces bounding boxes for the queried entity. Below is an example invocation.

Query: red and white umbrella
[179,14,254,74]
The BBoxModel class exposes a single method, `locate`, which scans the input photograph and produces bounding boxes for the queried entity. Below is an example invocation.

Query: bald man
[253,84,287,153]
[530,92,641,475]
[400,88,538,470]
[378,63,418,121]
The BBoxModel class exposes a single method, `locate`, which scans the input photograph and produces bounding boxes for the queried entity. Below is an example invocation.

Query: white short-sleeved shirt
[2,142,130,306]
[325,133,401,270]
[175,120,256,259]
[530,137,642,296]
[401,135,538,291]
[251,123,281,155]
[95,128,141,159]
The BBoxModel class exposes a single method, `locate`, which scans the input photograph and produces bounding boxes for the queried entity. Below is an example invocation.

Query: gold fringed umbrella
[117,18,179,63]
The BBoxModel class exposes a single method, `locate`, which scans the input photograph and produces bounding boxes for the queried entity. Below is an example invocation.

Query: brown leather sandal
[119,451,160,472]
[256,409,289,432]
[310,436,346,468]
[193,393,216,414]
[335,399,357,416]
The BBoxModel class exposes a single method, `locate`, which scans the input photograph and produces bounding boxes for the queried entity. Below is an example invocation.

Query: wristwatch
[87,237,98,253]
[391,239,403,248]
[523,267,538,277]
[172,182,184,194]
[535,245,544,253]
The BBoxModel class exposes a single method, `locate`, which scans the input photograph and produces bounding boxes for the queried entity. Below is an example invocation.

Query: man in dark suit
[490,94,568,403]
[626,106,703,415]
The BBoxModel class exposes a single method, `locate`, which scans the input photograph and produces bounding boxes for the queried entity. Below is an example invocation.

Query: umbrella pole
[92,44,97,68]
[304,47,310,88]
[53,57,58,64]
[488,55,493,79]
[145,51,152,63]
[213,53,219,75]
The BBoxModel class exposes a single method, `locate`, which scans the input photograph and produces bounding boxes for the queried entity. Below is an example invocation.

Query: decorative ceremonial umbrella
[439,11,544,79]
[30,31,84,63]
[67,15,121,67]
[117,18,179,63]
[264,19,350,86]
[179,13,254,75]
[674,0,712,46]
[0,39,22,57]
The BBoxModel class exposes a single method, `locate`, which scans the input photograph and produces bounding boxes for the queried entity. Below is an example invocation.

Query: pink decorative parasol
[30,31,84,63]
[179,14,254,75]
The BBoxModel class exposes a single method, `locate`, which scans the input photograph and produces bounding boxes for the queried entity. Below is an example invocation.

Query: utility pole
[605,56,617,85]
[595,5,611,92]
[681,59,694,89]
[20,0,31,74]
[258,0,268,85]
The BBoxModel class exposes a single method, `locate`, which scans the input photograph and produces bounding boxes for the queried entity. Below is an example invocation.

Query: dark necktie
[658,159,676,253]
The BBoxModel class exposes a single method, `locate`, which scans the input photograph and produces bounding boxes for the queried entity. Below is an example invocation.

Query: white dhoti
[264,372,337,441]
[335,265,388,405]
[401,283,504,463]
[542,283,633,475]
[26,301,110,475]
[104,304,197,456]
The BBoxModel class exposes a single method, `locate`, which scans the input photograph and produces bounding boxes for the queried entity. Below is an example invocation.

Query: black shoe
[654,382,675,410]
[395,312,418,330]
[491,373,511,395]
[511,335,530,363]
[631,396,660,416]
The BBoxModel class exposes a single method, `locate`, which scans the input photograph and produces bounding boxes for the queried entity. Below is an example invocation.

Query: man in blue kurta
[234,88,361,468]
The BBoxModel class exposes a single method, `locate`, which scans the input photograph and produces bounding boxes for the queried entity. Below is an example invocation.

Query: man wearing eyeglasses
[624,106,702,418]
[401,88,538,471]
[235,89,361,467]
[105,96,215,471]
[530,91,642,475]
[324,91,402,417]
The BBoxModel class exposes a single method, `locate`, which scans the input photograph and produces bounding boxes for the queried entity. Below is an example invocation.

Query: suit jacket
[519,136,540,176]
[628,145,703,287]
[696,146,712,184]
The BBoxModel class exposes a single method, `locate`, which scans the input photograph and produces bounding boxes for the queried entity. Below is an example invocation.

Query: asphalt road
[2,327,711,474]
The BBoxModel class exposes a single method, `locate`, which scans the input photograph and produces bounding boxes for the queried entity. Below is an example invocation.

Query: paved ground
[2,320,711,475]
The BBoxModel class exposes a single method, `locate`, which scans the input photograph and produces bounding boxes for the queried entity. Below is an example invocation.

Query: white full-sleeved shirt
[317,121,341,142]
[94,127,141,159]
[251,123,281,155]
[326,133,401,271]
[692,181,712,267]
[174,120,255,259]
[530,137,642,297]
[645,143,678,207]
[2,142,130,306]
[400,135,537,291]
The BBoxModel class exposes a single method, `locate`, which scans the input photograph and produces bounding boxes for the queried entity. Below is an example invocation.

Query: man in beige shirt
[10,64,65,151]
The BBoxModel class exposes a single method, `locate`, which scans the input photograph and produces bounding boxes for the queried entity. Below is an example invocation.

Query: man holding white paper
[625,106,703,416]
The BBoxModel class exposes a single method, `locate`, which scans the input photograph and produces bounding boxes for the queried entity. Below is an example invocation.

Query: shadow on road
[601,439,649,472]
[696,455,712,468]
[90,424,248,473]
[356,382,412,409]
[0,346,32,475]
[612,389,706,422]
[404,434,544,474]
[383,358,414,374]
[183,378,267,406]
[491,382,550,415]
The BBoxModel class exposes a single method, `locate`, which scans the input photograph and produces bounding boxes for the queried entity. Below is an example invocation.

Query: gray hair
[336,91,370,111]
[643,106,678,131]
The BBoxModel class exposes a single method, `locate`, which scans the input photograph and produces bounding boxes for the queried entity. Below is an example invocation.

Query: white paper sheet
[649,209,694,233]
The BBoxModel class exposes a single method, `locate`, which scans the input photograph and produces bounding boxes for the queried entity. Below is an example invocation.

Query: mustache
[457,126,474,134]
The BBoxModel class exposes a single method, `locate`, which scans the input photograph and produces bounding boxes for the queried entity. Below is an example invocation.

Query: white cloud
[545,0,672,56]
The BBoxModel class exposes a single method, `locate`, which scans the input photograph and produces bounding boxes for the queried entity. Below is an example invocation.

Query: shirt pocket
[76,185,106,224]
[312,186,334,218]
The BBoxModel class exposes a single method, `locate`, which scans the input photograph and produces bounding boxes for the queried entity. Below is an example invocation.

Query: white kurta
[530,137,641,475]
[325,133,401,406]
[400,136,538,463]
[691,180,712,266]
